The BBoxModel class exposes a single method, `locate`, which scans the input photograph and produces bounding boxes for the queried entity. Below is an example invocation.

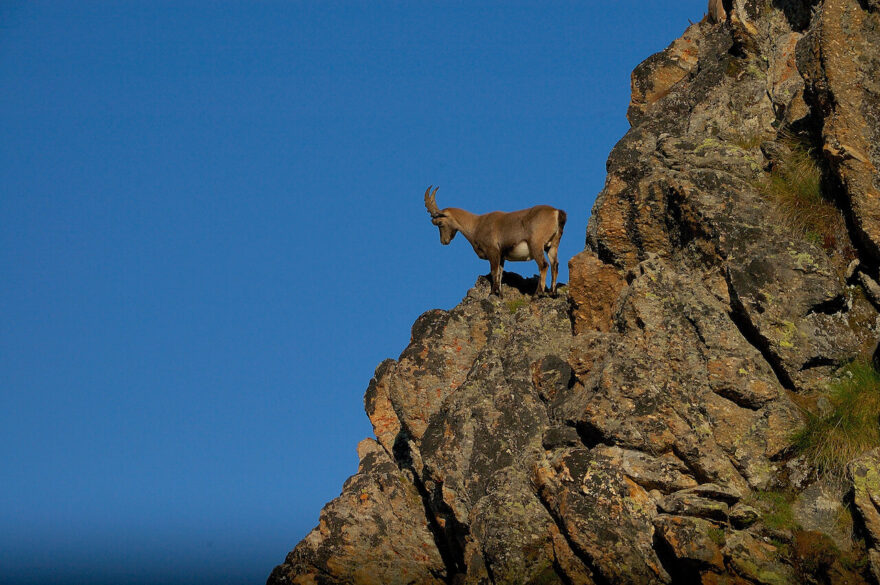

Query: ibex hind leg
[529,242,548,296]
[548,245,560,296]
[537,261,548,296]
[547,212,565,296]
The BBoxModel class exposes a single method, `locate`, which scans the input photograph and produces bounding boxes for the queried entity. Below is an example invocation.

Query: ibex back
[424,186,567,297]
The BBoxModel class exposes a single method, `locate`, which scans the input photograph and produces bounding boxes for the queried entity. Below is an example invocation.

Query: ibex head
[424,186,457,245]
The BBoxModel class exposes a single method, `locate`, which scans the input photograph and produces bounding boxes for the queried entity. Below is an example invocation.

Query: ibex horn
[424,185,441,217]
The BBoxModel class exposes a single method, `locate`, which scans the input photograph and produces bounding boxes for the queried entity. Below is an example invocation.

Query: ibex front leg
[488,253,503,298]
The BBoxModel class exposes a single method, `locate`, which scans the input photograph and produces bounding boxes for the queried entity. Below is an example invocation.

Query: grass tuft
[792,361,880,477]
[749,490,798,533]
[758,135,844,249]
[732,131,765,151]
[707,524,727,546]
[506,298,528,314]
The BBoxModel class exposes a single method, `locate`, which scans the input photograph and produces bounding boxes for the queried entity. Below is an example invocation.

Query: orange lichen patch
[706,357,736,378]
[622,476,652,505]
[646,430,677,452]
[365,384,402,454]
[593,205,640,268]
[290,573,320,585]
[642,66,689,104]
[369,409,400,440]
[568,251,626,335]
[656,515,725,571]
[630,26,701,117]
[701,573,754,585]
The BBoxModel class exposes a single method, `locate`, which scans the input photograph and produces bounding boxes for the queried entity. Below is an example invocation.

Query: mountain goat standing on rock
[423,186,567,298]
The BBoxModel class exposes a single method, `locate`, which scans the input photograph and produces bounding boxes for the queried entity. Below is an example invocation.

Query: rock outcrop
[269,1,880,583]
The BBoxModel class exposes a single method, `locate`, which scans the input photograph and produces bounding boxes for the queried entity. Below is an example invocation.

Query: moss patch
[749,490,799,533]
[707,524,726,546]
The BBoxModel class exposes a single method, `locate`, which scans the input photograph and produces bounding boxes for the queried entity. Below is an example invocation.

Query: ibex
[708,0,727,23]
[424,186,567,298]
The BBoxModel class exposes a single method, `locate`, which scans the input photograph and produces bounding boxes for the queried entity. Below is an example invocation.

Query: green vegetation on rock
[506,297,528,314]
[731,130,765,151]
[793,361,880,476]
[749,490,799,533]
[707,524,726,546]
[758,135,844,250]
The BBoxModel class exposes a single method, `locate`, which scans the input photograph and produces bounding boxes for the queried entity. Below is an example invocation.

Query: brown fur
[424,186,567,297]
[708,0,727,23]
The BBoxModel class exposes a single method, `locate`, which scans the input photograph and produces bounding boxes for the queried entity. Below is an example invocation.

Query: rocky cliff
[268,1,880,583]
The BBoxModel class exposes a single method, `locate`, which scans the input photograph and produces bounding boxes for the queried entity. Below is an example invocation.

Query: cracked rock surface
[269,1,880,583]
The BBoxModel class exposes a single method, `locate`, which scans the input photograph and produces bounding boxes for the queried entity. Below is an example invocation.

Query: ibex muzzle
[424,186,567,297]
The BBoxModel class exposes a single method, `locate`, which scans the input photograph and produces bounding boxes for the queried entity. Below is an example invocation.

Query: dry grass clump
[759,136,844,249]
[731,130,765,151]
[792,361,880,477]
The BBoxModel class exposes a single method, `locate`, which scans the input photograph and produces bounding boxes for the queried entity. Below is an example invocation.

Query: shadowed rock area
[269,1,880,583]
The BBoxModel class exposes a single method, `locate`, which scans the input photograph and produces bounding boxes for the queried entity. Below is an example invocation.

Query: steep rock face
[267,439,447,585]
[369,277,583,584]
[798,0,880,261]
[270,1,880,583]
[561,255,800,494]
[586,0,877,395]
[271,276,592,584]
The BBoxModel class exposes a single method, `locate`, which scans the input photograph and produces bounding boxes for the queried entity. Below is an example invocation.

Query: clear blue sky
[1,2,707,583]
